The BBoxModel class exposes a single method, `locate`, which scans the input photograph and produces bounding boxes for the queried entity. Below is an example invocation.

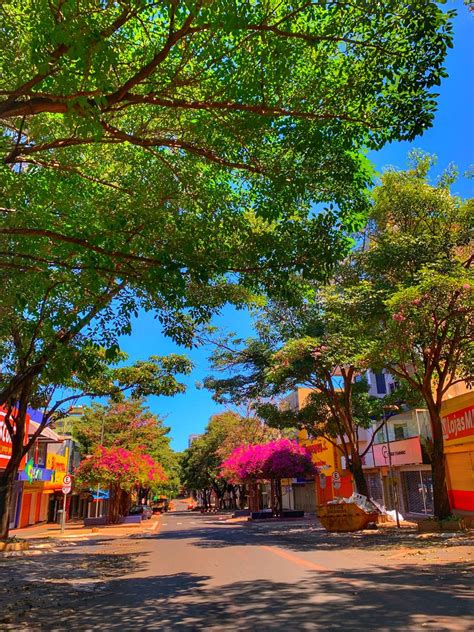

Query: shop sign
[361,451,375,468]
[0,408,29,468]
[18,460,54,482]
[46,452,68,484]
[303,437,336,475]
[373,436,422,467]
[442,405,474,444]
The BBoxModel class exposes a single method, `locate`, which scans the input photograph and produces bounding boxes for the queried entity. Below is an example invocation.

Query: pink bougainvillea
[220,438,316,483]
[75,445,167,491]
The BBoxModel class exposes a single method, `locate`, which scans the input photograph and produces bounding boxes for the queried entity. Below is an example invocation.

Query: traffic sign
[62,484,72,495]
[63,474,72,486]
[332,471,340,482]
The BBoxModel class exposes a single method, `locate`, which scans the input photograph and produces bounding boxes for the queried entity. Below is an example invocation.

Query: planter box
[251,511,273,520]
[233,509,250,518]
[84,517,107,527]
[417,520,441,533]
[440,519,465,532]
[417,519,465,533]
[119,515,142,525]
[0,540,30,552]
[282,510,304,519]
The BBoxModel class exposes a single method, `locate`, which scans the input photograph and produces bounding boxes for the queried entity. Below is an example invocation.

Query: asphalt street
[1,500,473,631]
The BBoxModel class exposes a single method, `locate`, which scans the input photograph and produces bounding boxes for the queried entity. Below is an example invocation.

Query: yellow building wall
[441,391,474,513]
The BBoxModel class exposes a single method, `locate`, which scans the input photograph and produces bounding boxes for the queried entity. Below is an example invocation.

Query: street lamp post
[382,406,401,529]
[95,416,105,518]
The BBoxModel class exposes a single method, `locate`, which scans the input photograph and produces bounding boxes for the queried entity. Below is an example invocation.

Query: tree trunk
[350,452,369,498]
[273,479,283,517]
[426,401,451,519]
[0,469,16,539]
[108,483,122,524]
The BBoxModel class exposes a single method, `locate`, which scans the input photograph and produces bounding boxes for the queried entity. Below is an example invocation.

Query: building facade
[441,389,474,515]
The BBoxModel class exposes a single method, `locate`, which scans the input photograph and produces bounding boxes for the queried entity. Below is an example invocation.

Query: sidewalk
[10,514,161,541]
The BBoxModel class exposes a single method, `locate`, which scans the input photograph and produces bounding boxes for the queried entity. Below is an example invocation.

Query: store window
[365,473,384,506]
[393,424,407,440]
[37,442,47,467]
[402,470,433,515]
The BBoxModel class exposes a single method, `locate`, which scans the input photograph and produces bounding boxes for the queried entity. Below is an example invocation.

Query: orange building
[441,390,474,515]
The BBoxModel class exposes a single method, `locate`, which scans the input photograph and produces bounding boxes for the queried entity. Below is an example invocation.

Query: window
[36,443,47,467]
[394,424,406,440]
[375,372,387,394]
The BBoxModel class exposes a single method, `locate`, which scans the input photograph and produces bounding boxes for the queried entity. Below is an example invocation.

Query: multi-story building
[441,384,474,517]
[281,376,474,521]
[188,434,202,448]
[13,411,66,529]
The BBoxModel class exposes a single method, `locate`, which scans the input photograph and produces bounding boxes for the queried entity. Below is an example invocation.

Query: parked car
[129,505,153,520]
[152,498,170,513]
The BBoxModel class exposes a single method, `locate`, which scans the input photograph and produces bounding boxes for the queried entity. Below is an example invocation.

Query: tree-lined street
[1,502,472,631]
[0,2,473,629]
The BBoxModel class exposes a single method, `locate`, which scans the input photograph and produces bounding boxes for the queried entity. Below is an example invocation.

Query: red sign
[442,405,474,443]
[0,408,30,468]
[373,436,422,467]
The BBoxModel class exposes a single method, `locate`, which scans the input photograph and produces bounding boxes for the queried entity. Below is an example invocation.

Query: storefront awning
[28,421,63,444]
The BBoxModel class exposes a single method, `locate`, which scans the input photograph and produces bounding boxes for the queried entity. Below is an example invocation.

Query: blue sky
[119,2,473,452]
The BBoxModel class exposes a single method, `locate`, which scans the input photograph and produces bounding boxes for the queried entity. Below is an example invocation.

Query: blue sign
[92,489,109,500]
[18,467,54,482]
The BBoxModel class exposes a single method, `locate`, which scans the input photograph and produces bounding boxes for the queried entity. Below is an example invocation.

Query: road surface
[1,500,473,631]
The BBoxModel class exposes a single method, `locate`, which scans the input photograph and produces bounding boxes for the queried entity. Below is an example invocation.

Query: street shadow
[2,562,472,630]
[152,519,474,553]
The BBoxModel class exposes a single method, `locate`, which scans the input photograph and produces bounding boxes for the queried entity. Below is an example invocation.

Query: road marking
[260,546,366,589]
[260,546,330,572]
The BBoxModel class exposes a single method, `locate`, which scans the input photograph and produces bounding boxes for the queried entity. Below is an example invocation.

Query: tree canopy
[180,410,281,506]
[74,399,182,497]
[353,153,473,517]
[220,438,316,483]
[0,1,454,416]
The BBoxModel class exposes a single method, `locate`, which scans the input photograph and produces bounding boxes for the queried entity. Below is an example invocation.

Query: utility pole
[383,406,401,528]
[95,416,105,518]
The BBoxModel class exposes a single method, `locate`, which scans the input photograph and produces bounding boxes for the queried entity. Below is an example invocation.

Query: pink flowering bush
[220,438,316,483]
[75,445,167,492]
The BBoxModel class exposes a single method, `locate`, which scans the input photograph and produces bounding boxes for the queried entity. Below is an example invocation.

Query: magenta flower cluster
[75,445,166,489]
[220,438,317,483]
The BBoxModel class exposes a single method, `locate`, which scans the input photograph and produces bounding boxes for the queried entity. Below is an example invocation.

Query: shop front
[17,467,55,527]
[299,432,354,506]
[1,407,30,529]
[372,435,432,516]
[442,392,474,515]
[14,424,67,529]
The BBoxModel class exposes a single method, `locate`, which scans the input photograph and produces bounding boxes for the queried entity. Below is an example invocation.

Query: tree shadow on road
[150,520,473,554]
[2,561,472,631]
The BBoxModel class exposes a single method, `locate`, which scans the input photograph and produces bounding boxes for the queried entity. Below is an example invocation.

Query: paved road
[2,501,473,631]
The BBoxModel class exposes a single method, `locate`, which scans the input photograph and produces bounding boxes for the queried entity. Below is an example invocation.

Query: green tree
[74,444,167,523]
[0,349,191,538]
[0,2,454,525]
[0,0,454,413]
[74,398,181,499]
[358,155,473,517]
[206,286,387,497]
[0,1,452,172]
[181,411,279,508]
